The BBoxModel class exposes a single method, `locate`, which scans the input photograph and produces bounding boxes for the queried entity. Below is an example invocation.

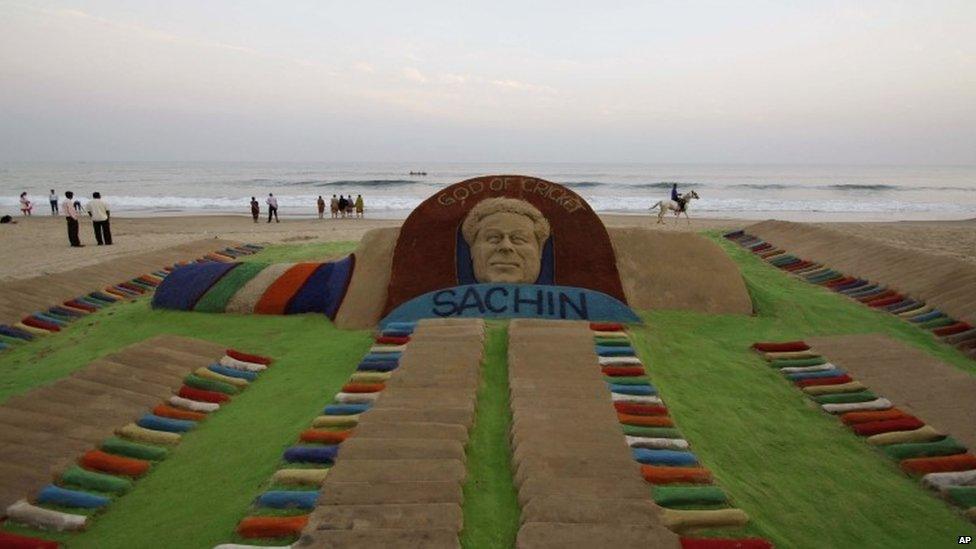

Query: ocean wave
[561,181,607,188]
[631,181,702,189]
[313,179,421,188]
[823,184,899,191]
[731,183,791,190]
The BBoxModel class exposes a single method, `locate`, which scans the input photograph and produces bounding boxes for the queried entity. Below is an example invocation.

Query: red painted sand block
[300,429,352,444]
[618,414,673,427]
[641,465,712,484]
[681,538,774,549]
[901,454,976,475]
[341,383,385,393]
[237,515,309,538]
[933,322,972,337]
[752,341,809,352]
[603,366,647,377]
[795,374,853,387]
[851,417,924,436]
[0,531,60,549]
[104,287,130,299]
[118,282,146,293]
[136,275,161,286]
[80,449,150,477]
[825,276,857,288]
[868,295,904,308]
[254,262,322,315]
[153,403,207,421]
[614,402,668,416]
[783,261,813,272]
[375,335,410,345]
[590,322,625,332]
[840,408,908,425]
[178,385,231,403]
[22,317,60,332]
[226,349,273,365]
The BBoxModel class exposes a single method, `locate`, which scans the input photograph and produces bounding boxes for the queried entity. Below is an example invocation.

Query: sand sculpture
[461,197,550,284]
[152,175,752,326]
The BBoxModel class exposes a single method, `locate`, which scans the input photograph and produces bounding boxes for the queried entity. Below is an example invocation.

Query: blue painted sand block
[283,445,338,464]
[256,490,319,510]
[323,404,370,415]
[632,449,698,466]
[137,414,197,433]
[37,484,110,509]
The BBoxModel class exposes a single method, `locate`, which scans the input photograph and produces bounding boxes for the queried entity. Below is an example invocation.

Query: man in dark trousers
[86,192,112,245]
[62,191,82,247]
[266,193,279,223]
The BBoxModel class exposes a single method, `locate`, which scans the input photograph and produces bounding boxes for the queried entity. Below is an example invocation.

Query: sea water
[1,161,974,221]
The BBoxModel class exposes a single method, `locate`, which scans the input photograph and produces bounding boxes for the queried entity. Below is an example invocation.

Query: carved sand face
[470,212,542,284]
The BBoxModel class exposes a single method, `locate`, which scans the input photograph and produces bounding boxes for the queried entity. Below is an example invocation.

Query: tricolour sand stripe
[194,261,269,313]
[152,262,240,311]
[254,262,323,315]
[225,262,295,314]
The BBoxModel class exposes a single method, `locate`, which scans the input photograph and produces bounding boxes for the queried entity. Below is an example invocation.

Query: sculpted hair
[461,197,551,247]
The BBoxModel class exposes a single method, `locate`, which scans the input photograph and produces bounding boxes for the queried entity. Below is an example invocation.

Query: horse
[649,190,700,225]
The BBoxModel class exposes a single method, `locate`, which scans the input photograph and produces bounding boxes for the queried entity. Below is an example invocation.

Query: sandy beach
[1,213,973,282]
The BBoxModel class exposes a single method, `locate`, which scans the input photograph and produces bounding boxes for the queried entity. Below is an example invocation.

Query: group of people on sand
[320,194,364,219]
[248,193,365,223]
[11,189,113,247]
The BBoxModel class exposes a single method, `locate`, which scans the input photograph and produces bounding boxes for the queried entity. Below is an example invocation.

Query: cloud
[354,62,375,73]
[490,79,556,95]
[401,67,428,83]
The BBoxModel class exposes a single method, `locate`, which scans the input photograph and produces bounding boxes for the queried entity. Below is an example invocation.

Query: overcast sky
[1,1,974,163]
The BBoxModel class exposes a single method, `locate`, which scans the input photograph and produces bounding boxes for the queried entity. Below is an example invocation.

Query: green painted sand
[461,321,520,548]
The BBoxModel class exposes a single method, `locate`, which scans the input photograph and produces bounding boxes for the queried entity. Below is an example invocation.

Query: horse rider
[671,183,687,213]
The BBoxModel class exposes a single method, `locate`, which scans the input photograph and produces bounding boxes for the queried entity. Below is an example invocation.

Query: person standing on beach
[317,195,326,219]
[338,195,348,218]
[49,189,58,215]
[86,192,112,245]
[19,192,32,216]
[355,194,364,218]
[330,195,339,219]
[266,193,279,223]
[62,191,82,247]
[346,195,354,217]
[250,197,259,222]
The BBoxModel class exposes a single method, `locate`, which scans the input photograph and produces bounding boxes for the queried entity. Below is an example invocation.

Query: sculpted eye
[512,236,527,244]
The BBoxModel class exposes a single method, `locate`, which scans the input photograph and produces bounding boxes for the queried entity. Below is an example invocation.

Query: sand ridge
[0,335,225,511]
[746,220,976,325]
[807,334,976,449]
[0,238,243,327]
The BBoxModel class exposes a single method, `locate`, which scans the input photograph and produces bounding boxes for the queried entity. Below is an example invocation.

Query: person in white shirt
[49,189,58,215]
[62,191,82,247]
[86,192,112,245]
[266,193,279,223]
